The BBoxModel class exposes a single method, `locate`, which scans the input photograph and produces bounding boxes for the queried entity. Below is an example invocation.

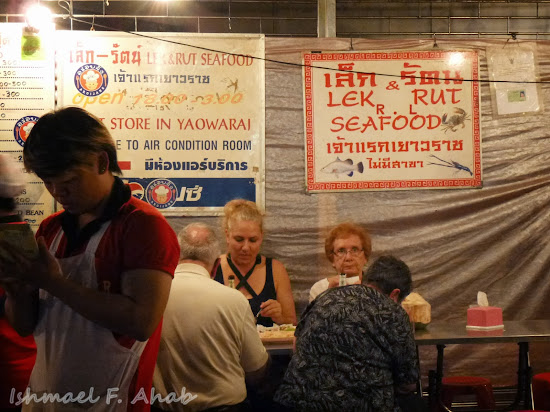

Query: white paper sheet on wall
[486,45,542,116]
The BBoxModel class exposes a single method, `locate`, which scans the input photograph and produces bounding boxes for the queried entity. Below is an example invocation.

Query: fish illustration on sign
[321,157,364,177]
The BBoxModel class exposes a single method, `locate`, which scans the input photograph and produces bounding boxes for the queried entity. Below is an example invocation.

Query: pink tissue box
[466,306,504,330]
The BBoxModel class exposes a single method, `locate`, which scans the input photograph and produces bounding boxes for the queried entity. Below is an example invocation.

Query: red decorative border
[308,179,482,191]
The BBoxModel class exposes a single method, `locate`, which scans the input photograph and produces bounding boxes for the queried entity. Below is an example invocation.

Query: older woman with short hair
[309,222,372,302]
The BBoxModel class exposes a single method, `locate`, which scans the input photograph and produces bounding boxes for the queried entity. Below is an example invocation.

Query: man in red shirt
[0,107,179,411]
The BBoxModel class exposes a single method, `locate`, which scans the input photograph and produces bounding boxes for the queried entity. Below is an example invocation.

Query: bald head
[186,225,211,243]
[177,223,220,271]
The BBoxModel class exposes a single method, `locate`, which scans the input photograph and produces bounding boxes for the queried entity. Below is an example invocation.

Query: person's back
[276,285,417,411]
[153,223,268,412]
[275,256,421,412]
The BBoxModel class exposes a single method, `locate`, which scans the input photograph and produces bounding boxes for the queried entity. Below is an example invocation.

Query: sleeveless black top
[213,256,277,327]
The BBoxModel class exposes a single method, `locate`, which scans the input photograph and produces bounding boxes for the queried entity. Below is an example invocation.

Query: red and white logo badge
[74,64,108,96]
[146,179,177,209]
[13,116,39,147]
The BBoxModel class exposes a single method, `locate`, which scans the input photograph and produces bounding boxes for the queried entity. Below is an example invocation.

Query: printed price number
[2,91,20,97]
[132,92,244,106]
[133,93,188,105]
[0,80,27,88]
[3,70,16,76]
[191,92,243,105]
[1,60,18,66]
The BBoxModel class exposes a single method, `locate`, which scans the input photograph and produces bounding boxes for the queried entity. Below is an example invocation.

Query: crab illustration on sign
[441,108,470,133]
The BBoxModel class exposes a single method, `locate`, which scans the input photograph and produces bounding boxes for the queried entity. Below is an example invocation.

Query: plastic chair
[440,376,496,411]
[533,372,550,411]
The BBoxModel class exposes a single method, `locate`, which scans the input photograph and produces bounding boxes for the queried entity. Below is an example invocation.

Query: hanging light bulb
[22,4,53,60]
[25,4,53,33]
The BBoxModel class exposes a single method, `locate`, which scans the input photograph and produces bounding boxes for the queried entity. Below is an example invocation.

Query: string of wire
[55,5,547,86]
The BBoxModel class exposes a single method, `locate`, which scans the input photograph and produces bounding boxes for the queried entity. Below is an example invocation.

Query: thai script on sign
[113,70,210,84]
[177,185,203,202]
[145,158,248,171]
[327,139,463,154]
[366,158,424,169]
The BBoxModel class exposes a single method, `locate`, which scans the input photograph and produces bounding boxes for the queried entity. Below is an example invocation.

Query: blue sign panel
[122,177,256,209]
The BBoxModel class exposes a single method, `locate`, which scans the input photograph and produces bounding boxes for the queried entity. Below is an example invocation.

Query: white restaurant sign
[303,50,481,192]
[56,32,265,215]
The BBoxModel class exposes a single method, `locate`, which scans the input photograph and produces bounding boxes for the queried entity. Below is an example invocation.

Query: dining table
[415,319,550,411]
[261,337,294,356]
[259,319,550,410]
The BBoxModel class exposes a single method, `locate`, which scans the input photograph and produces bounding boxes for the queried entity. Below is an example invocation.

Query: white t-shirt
[153,263,268,412]
[308,276,361,303]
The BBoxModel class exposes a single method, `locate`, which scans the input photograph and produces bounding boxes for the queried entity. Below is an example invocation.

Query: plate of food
[257,324,296,343]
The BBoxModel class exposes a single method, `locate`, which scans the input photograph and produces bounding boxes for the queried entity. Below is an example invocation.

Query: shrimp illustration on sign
[321,157,364,178]
[427,154,473,176]
[441,107,470,133]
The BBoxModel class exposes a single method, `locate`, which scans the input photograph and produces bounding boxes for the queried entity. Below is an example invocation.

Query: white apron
[23,223,147,412]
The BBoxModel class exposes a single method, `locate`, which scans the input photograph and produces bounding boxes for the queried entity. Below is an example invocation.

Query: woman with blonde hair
[213,199,296,326]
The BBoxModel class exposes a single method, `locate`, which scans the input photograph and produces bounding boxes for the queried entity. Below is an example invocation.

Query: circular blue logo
[74,64,108,96]
[13,115,39,147]
[146,179,178,209]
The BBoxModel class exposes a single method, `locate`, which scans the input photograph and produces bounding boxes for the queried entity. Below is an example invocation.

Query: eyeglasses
[333,247,364,258]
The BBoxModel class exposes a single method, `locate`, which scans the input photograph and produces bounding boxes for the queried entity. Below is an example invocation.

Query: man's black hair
[363,255,412,302]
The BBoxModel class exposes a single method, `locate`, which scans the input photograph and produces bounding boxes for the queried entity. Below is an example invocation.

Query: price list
[0,23,55,230]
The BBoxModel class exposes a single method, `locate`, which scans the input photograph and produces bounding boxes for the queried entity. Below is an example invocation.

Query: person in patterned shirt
[274,255,425,412]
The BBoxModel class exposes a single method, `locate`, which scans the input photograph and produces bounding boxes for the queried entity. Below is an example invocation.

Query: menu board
[0,23,55,230]
[56,31,265,216]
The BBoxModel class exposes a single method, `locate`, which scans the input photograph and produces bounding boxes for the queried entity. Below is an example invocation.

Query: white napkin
[477,291,489,307]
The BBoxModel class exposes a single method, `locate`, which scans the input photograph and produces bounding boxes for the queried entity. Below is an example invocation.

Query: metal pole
[317,0,335,38]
